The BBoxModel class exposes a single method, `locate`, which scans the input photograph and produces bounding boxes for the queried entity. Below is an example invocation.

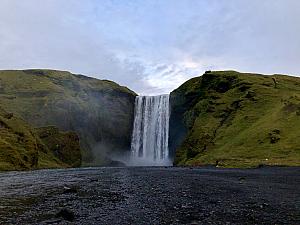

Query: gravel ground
[0,167,299,225]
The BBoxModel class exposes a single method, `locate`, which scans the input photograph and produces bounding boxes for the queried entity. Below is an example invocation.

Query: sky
[0,0,299,95]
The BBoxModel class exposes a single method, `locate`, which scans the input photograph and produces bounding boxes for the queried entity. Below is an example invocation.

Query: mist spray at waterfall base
[128,94,172,166]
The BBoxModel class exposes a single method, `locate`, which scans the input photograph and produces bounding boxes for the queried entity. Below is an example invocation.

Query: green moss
[0,107,39,171]
[35,126,81,167]
[0,107,81,171]
[0,69,136,164]
[37,151,68,169]
[171,71,300,168]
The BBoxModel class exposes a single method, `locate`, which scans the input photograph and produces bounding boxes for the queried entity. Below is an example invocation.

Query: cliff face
[0,107,40,170]
[0,70,136,165]
[0,107,81,171]
[170,71,300,168]
[35,126,81,167]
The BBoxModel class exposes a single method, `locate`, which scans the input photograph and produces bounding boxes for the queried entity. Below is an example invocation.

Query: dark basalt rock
[56,208,75,221]
[107,160,127,167]
[63,186,78,194]
[3,112,13,119]
[269,129,281,144]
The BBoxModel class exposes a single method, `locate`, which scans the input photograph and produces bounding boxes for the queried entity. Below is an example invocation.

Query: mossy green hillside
[170,71,300,168]
[0,107,40,171]
[35,126,81,167]
[0,70,136,165]
[0,107,78,171]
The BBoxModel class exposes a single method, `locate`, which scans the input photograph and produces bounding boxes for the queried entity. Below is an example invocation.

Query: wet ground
[0,167,299,225]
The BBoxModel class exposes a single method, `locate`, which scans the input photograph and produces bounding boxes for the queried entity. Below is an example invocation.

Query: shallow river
[0,167,299,225]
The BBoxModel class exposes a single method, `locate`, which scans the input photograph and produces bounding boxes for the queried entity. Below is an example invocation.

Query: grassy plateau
[170,71,300,168]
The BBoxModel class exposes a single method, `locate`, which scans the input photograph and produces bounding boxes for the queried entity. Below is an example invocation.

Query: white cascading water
[130,95,171,166]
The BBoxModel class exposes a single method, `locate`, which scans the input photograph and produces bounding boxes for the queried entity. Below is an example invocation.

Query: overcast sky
[0,0,299,95]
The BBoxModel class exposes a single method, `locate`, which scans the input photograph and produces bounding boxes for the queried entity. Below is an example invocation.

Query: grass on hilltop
[0,69,136,164]
[172,71,300,168]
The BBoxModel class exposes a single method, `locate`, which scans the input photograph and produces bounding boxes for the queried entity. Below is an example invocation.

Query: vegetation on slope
[0,107,81,171]
[0,107,40,171]
[35,126,81,167]
[170,71,300,168]
[0,69,136,165]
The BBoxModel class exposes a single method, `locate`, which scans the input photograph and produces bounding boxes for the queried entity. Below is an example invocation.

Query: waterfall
[130,95,171,166]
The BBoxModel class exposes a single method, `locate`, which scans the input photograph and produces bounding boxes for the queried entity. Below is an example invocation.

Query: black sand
[0,167,299,224]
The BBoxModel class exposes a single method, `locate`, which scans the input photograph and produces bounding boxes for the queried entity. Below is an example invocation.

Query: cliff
[35,126,81,167]
[0,107,81,171]
[0,69,136,165]
[170,71,300,168]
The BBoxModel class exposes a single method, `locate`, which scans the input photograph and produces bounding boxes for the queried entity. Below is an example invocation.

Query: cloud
[0,0,299,95]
